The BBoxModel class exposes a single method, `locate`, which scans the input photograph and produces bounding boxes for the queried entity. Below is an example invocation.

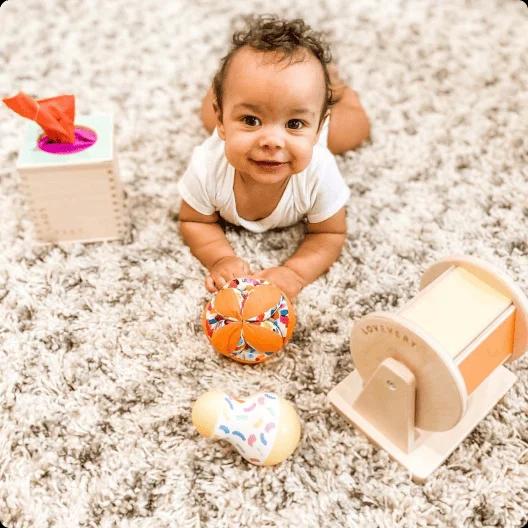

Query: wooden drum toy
[328,256,528,481]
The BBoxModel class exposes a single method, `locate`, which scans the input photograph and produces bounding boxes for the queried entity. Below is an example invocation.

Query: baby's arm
[254,208,346,301]
[179,200,251,291]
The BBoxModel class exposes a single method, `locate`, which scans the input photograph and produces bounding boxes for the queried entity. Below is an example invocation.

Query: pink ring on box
[37,126,98,154]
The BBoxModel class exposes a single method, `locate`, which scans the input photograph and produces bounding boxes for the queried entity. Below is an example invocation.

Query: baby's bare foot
[328,63,347,102]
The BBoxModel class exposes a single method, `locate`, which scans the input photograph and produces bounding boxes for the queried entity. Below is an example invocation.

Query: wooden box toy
[328,256,528,481]
[16,113,129,244]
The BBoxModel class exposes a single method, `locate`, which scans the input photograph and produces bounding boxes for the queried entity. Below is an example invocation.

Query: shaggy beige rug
[1,0,527,526]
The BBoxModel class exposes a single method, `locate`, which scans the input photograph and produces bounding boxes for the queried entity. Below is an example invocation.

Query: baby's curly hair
[213,14,336,126]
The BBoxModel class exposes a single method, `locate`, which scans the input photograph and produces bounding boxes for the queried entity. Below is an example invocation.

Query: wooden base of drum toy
[329,363,515,482]
[328,256,528,482]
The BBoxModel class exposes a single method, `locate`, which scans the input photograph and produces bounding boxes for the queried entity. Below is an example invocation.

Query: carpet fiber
[1,0,528,526]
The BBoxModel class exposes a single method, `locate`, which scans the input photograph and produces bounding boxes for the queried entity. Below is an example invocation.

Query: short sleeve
[306,148,351,223]
[177,143,216,216]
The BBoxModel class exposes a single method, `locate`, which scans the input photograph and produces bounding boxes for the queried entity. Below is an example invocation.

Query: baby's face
[216,46,327,186]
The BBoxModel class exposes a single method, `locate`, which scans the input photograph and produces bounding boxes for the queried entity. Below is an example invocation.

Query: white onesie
[177,121,350,233]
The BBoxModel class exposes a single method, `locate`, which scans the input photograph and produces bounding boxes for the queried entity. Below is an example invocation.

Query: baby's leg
[200,85,216,134]
[327,65,370,155]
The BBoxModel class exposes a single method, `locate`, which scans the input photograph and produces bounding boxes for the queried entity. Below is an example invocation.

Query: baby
[178,15,370,301]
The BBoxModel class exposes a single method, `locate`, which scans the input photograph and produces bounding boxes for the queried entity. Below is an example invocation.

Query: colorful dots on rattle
[201,277,296,364]
[192,390,301,466]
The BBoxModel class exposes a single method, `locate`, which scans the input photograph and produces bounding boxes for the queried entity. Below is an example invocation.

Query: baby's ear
[213,100,226,140]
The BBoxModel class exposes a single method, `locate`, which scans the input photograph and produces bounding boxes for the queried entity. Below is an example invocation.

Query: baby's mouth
[250,159,287,168]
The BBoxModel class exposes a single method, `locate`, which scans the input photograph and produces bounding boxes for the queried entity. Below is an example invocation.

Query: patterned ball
[201,277,296,364]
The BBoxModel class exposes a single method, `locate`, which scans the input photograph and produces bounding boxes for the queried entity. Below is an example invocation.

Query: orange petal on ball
[242,322,284,353]
[213,288,242,320]
[210,321,243,354]
[241,284,283,320]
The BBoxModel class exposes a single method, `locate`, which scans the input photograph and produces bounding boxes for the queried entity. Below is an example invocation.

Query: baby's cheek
[292,141,315,171]
[224,136,248,163]
[223,143,240,167]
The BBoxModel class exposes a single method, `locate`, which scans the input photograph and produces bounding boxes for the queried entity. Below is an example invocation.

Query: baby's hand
[252,266,305,302]
[206,256,251,292]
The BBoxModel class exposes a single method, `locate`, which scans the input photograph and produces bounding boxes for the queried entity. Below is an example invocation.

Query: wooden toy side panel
[457,305,515,394]
[109,156,130,240]
[350,312,467,432]
[19,161,127,243]
[352,358,416,453]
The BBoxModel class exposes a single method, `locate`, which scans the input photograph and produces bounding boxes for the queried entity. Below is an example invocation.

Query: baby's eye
[242,115,261,127]
[287,119,305,130]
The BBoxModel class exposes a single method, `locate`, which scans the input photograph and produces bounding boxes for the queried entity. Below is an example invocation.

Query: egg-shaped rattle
[192,390,301,466]
[201,277,296,364]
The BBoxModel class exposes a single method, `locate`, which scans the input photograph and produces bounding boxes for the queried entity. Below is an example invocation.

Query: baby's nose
[258,126,285,149]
